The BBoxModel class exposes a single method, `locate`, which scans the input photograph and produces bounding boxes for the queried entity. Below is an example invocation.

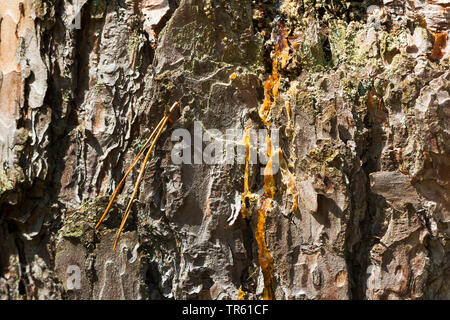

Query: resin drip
[256,135,276,300]
[241,127,252,219]
[259,20,290,125]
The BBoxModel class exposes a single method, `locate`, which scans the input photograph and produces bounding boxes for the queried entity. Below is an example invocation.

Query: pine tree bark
[0,0,449,300]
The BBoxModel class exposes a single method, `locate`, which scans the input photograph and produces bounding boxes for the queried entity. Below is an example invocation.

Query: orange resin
[259,21,290,125]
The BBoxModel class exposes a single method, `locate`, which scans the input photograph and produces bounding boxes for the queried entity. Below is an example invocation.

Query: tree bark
[0,0,449,300]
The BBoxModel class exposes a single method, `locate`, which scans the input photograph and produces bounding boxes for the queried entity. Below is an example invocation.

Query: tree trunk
[0,0,449,300]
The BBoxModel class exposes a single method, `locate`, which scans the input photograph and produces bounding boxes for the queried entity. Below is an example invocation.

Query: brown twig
[113,113,171,250]
[94,118,164,230]
[94,102,180,250]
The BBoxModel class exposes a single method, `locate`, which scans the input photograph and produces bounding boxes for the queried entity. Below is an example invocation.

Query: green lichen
[63,222,85,238]
[400,77,419,107]
[307,145,341,167]
[0,166,26,203]
[299,143,344,183]
[328,21,372,67]
[295,91,319,118]
[133,135,148,154]
[295,34,328,72]
[0,169,14,195]
[357,79,373,97]
[90,0,107,19]
[62,89,72,103]
[380,30,407,63]
[341,76,359,103]
[62,196,106,239]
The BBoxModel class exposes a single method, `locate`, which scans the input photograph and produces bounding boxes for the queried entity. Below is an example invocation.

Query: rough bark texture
[0,0,449,300]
